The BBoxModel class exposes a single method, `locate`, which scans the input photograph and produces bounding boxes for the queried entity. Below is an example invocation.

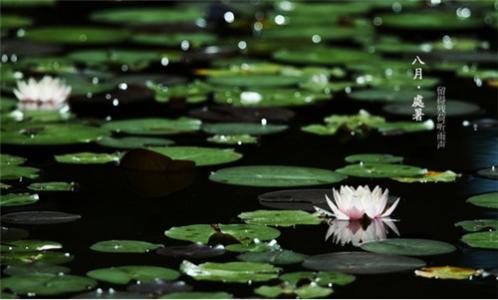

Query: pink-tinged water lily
[14,76,71,111]
[325,219,400,246]
[315,185,399,220]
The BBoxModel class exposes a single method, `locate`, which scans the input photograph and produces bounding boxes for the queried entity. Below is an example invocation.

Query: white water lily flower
[315,185,400,220]
[14,76,71,111]
[325,219,400,246]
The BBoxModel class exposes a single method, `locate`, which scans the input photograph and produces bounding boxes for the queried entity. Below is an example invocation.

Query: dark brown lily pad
[189,105,295,123]
[0,227,29,242]
[1,211,81,225]
[156,243,225,259]
[127,280,192,295]
[258,189,330,211]
[120,149,195,172]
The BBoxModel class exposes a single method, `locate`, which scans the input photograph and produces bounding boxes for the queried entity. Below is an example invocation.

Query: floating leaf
[415,266,483,280]
[303,252,425,274]
[1,274,96,296]
[255,283,332,299]
[202,122,287,136]
[1,251,73,266]
[127,280,191,295]
[360,239,456,256]
[379,12,481,29]
[392,170,459,183]
[1,211,81,225]
[273,48,377,65]
[156,244,225,259]
[72,289,147,299]
[90,240,162,253]
[336,163,427,178]
[54,152,122,165]
[132,32,216,48]
[189,105,295,122]
[348,88,434,103]
[466,192,498,209]
[280,271,355,287]
[214,88,330,107]
[102,118,201,135]
[476,167,498,180]
[164,224,280,245]
[160,291,233,299]
[345,154,403,164]
[0,193,39,207]
[0,154,26,166]
[119,148,194,172]
[24,27,130,44]
[87,266,179,284]
[225,241,280,253]
[97,136,174,149]
[4,264,70,276]
[0,165,40,180]
[147,80,213,104]
[455,219,498,232]
[90,7,204,25]
[1,14,32,29]
[1,240,62,252]
[237,250,307,265]
[238,210,321,227]
[1,227,29,242]
[209,165,346,187]
[383,101,480,117]
[258,189,330,211]
[207,134,258,145]
[461,231,498,249]
[27,181,76,192]
[149,146,242,167]
[207,75,302,87]
[180,260,280,283]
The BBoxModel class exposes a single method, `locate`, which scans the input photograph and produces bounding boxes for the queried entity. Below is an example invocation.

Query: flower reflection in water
[325,219,400,247]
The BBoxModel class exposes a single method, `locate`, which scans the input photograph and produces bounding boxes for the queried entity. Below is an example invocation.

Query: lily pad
[238,210,321,227]
[255,283,332,299]
[165,224,280,245]
[237,250,307,265]
[476,167,498,180]
[360,239,456,256]
[0,165,40,180]
[4,264,70,276]
[303,252,425,274]
[0,14,32,29]
[1,240,62,252]
[375,120,435,135]
[349,88,435,102]
[273,48,377,65]
[27,181,76,192]
[280,271,355,287]
[90,240,163,253]
[127,280,191,295]
[455,219,498,232]
[384,101,480,117]
[466,192,498,209]
[209,165,346,187]
[132,32,216,48]
[214,88,330,107]
[102,118,201,135]
[90,7,204,25]
[379,12,481,30]
[189,105,295,122]
[0,227,29,242]
[336,163,427,178]
[23,27,130,44]
[160,292,232,299]
[1,123,108,145]
[414,266,483,280]
[87,266,179,285]
[207,75,302,87]
[203,123,287,136]
[180,260,280,283]
[225,241,280,253]
[149,146,242,167]
[0,193,39,207]
[97,136,174,149]
[207,134,258,145]
[258,189,330,211]
[302,110,386,136]
[156,244,225,259]
[54,152,122,165]
[72,289,147,299]
[345,154,404,164]
[392,170,459,183]
[1,274,96,296]
[147,80,213,104]
[1,211,81,225]
[1,251,73,266]
[461,231,498,249]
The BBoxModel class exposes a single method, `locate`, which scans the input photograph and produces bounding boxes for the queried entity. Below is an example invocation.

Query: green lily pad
[0,165,39,180]
[87,266,179,284]
[54,152,122,165]
[0,0,55,7]
[384,101,480,117]
[375,120,435,135]
[207,75,302,87]
[360,239,456,256]
[349,88,435,102]
[0,97,18,113]
[466,192,498,209]
[102,118,201,135]
[0,193,39,207]
[3,264,70,276]
[149,146,242,167]
[255,283,332,299]
[27,181,76,192]
[1,14,33,29]
[238,210,321,227]
[379,12,481,30]
[302,110,386,136]
[1,251,73,266]
[203,123,287,136]
[160,292,233,299]
[207,134,258,145]
[180,261,280,283]
[1,211,81,225]
[90,7,204,25]
[23,27,130,44]
[72,289,146,299]
[165,224,280,244]
[455,219,498,232]
[210,165,346,187]
[61,73,116,96]
[225,241,281,253]
[461,231,498,249]
[261,25,367,41]
[90,240,163,253]
[280,271,355,287]
[146,80,212,104]
[392,170,459,183]
[97,136,174,149]
[345,154,404,164]
[1,123,108,145]
[16,57,77,74]
[273,48,378,65]
[0,154,26,166]
[132,32,216,47]
[1,274,96,296]
[336,163,427,178]
[214,88,330,107]
[237,250,307,265]
[303,252,425,274]
[1,240,62,252]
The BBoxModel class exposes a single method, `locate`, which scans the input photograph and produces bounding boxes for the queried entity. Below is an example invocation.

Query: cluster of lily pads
[1,0,497,298]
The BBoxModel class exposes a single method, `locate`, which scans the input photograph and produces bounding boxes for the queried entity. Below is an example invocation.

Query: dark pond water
[1,0,497,299]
